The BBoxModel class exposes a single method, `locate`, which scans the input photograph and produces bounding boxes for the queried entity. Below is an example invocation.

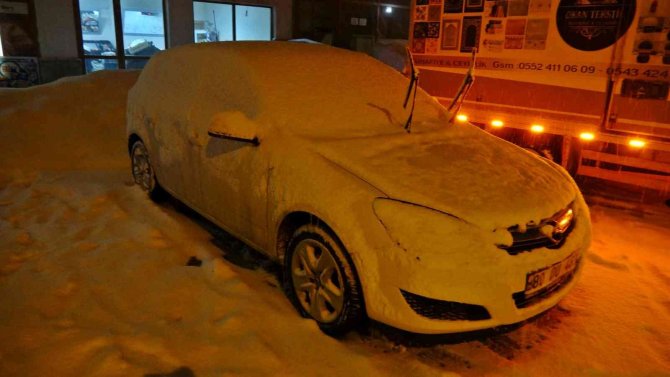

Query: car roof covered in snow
[131,41,448,138]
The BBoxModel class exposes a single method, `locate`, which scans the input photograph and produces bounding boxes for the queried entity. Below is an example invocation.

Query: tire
[130,139,166,202]
[283,224,365,336]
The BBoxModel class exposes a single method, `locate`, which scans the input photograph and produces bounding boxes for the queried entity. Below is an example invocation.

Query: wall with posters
[410,0,670,154]
[410,0,670,90]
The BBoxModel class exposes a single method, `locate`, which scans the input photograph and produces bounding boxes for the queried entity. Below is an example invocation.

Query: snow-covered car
[126,42,591,335]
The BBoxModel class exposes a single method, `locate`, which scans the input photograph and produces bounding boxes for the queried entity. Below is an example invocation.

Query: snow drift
[0,56,668,376]
[0,70,139,171]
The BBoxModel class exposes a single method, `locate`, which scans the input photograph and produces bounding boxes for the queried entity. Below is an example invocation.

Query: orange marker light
[491,119,504,128]
[629,139,646,148]
[456,114,468,122]
[579,132,595,141]
[530,124,544,133]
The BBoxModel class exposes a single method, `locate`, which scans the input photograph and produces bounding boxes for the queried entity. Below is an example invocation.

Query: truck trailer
[409,0,670,194]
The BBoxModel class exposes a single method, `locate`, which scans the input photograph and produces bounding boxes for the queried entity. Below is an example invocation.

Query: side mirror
[207,111,260,146]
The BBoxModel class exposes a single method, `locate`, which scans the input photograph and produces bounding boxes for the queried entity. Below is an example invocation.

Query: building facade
[0,0,409,86]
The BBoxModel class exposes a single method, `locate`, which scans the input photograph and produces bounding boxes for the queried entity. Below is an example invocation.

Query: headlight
[372,199,510,265]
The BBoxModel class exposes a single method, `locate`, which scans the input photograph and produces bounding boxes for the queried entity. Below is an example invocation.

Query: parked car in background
[127,42,591,335]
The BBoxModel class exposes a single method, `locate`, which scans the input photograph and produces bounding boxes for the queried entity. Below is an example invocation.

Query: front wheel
[283,224,365,336]
[130,140,165,201]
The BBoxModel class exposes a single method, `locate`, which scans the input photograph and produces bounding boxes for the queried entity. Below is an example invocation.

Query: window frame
[192,0,274,42]
[73,0,168,71]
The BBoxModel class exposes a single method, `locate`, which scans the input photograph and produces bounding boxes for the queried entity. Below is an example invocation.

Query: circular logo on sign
[556,0,636,51]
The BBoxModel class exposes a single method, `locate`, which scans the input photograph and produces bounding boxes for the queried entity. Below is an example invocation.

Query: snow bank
[0,52,668,377]
[0,70,139,171]
[0,170,441,376]
[0,69,441,376]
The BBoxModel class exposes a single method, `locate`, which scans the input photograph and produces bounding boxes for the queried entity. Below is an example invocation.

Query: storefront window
[235,5,271,41]
[121,0,165,57]
[84,57,118,73]
[193,2,272,43]
[193,2,233,42]
[77,0,166,72]
[79,0,118,61]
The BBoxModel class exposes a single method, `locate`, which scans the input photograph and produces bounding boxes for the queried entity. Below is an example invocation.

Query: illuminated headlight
[372,199,510,262]
[554,208,574,235]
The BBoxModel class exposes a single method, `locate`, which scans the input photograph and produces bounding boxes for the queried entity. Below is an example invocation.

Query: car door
[183,104,269,250]
[194,128,270,249]
[185,55,271,250]
[135,53,205,207]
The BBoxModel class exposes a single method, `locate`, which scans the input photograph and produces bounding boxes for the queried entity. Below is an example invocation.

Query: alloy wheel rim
[291,239,345,323]
[131,144,155,192]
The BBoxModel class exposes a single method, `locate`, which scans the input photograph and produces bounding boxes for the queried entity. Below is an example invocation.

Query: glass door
[76,0,166,72]
[193,1,272,43]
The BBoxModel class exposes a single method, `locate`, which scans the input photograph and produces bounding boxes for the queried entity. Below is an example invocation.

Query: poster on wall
[460,16,482,52]
[428,5,442,21]
[441,19,461,49]
[426,38,440,53]
[485,0,508,17]
[426,22,441,38]
[0,57,39,88]
[412,37,426,53]
[528,0,551,15]
[415,6,428,20]
[508,0,530,16]
[80,10,100,33]
[525,18,549,49]
[444,0,464,13]
[505,19,526,49]
[556,0,636,51]
[465,0,485,13]
[414,22,428,38]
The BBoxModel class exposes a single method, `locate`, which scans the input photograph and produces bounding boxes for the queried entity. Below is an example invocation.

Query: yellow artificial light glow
[629,139,646,148]
[530,124,544,133]
[556,209,574,233]
[456,114,468,122]
[579,132,595,141]
[491,119,504,128]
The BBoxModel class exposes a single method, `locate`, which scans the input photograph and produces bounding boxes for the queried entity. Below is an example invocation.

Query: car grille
[498,205,575,255]
[400,290,491,321]
[512,260,580,309]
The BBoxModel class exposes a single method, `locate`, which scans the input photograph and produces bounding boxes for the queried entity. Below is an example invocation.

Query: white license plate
[524,251,580,297]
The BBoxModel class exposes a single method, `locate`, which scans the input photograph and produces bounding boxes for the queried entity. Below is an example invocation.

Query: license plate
[524,251,580,297]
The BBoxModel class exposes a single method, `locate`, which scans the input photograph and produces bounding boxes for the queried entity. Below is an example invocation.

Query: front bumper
[362,199,591,334]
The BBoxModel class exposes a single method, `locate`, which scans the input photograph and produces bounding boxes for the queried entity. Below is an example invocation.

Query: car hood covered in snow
[313,123,576,231]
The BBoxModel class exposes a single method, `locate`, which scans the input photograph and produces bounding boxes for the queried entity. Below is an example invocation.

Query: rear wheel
[283,224,364,336]
[130,140,165,201]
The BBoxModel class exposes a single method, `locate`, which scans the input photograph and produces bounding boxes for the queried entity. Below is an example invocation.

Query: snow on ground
[1,71,669,376]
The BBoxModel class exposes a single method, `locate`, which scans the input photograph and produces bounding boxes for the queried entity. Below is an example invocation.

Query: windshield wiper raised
[403,47,419,133]
[447,48,477,123]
